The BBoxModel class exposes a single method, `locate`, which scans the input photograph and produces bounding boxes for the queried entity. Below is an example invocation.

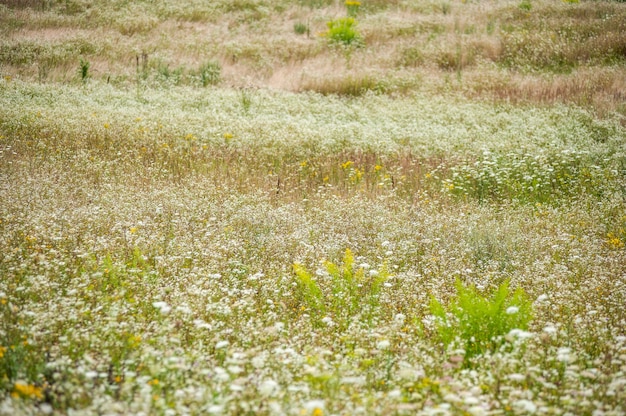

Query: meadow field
[1,0,626,415]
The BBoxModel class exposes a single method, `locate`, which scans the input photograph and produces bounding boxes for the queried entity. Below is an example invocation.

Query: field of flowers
[1,76,625,415]
[1,0,626,415]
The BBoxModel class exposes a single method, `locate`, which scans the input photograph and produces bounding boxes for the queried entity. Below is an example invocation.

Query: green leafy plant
[429,279,533,363]
[199,60,221,87]
[518,0,532,11]
[294,22,309,35]
[325,17,363,47]
[345,0,361,17]
[79,57,90,83]
[293,249,390,328]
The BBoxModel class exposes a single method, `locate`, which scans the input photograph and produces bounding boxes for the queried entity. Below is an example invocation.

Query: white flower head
[152,301,171,315]
[506,306,519,314]
[377,339,391,350]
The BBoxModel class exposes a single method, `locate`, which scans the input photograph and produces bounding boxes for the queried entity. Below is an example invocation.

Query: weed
[518,0,532,12]
[240,88,252,113]
[294,21,308,35]
[198,60,221,87]
[429,279,533,363]
[293,249,390,329]
[345,0,361,18]
[325,17,363,47]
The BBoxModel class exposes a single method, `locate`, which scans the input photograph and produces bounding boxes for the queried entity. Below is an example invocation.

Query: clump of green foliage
[325,17,363,47]
[518,0,532,11]
[429,279,533,363]
[294,21,309,35]
[198,60,221,87]
[79,57,90,83]
[293,249,389,328]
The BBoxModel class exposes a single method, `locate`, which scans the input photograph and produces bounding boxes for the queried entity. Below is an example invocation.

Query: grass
[0,0,625,415]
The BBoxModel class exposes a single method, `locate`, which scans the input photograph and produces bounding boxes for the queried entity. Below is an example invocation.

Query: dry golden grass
[1,0,625,120]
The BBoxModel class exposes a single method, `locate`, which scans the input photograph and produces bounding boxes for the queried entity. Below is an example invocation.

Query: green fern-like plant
[429,279,533,362]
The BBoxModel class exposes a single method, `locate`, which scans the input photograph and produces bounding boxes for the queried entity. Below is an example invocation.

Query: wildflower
[13,382,43,400]
[303,400,325,415]
[129,226,138,234]
[152,301,171,315]
[258,379,279,396]
[341,161,353,170]
[557,347,574,363]
[376,339,391,350]
[606,233,624,249]
[374,164,382,172]
[215,340,229,349]
[513,399,537,414]
[103,123,110,129]
[506,306,519,314]
[0,346,6,358]
[345,0,361,5]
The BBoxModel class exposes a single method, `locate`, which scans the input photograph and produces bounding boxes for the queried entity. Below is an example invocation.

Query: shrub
[429,279,533,363]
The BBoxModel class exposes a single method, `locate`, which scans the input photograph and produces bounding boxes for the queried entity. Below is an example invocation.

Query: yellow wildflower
[341,161,353,170]
[13,383,43,400]
[607,233,624,249]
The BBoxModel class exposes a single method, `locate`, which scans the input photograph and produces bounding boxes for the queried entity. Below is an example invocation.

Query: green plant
[518,0,532,11]
[79,57,90,82]
[441,1,451,15]
[293,249,390,328]
[429,279,533,363]
[345,0,361,17]
[294,22,308,35]
[325,17,363,47]
[240,88,252,113]
[198,60,221,87]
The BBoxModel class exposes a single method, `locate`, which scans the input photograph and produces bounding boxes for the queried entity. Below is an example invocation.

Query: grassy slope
[1,1,626,415]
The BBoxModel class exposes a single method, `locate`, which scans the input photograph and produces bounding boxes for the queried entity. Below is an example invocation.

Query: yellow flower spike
[374,165,382,172]
[341,160,353,170]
